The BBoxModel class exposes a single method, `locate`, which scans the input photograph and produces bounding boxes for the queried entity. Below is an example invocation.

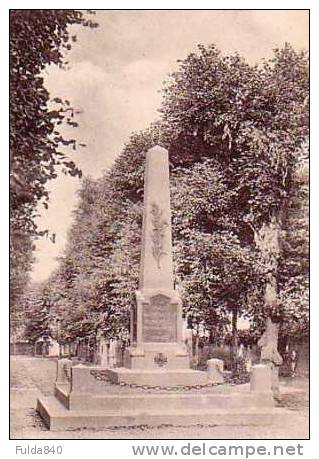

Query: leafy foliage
[23,283,52,344]
[162,43,308,338]
[24,43,308,348]
[10,10,97,315]
[171,160,264,339]
[278,144,309,340]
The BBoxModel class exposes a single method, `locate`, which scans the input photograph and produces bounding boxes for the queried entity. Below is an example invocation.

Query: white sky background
[32,10,309,282]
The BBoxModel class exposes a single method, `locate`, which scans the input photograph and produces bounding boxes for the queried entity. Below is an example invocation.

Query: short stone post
[250,364,272,394]
[55,358,72,391]
[207,358,224,383]
[70,364,100,395]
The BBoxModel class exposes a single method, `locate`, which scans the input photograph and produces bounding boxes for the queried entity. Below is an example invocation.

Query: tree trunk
[230,306,238,371]
[193,332,199,368]
[254,215,283,393]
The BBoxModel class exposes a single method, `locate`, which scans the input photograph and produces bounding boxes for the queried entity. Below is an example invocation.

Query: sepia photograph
[9,9,309,441]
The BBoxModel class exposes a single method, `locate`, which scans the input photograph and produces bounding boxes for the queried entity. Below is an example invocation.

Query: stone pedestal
[250,364,272,394]
[124,290,189,372]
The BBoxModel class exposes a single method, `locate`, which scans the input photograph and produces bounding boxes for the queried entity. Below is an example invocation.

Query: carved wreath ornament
[150,202,168,269]
[154,352,168,367]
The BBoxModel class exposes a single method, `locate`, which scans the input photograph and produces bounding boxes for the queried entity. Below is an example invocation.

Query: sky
[31,10,309,281]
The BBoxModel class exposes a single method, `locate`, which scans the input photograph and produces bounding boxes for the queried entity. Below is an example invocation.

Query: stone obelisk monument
[125,145,190,372]
[37,145,277,430]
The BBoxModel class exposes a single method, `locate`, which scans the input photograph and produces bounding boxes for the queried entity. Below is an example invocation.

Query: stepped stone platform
[36,362,286,431]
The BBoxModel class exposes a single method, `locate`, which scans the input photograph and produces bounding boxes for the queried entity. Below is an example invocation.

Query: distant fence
[10,342,34,355]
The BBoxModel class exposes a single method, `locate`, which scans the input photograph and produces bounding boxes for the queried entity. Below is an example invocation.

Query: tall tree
[161,43,309,352]
[10,10,97,316]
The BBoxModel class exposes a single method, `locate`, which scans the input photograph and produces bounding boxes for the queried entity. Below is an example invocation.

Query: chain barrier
[90,369,225,392]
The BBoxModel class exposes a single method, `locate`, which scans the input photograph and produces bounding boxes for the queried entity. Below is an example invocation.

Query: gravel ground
[10,356,309,440]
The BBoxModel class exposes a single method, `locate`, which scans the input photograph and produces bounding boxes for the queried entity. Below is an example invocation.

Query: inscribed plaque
[142,294,177,342]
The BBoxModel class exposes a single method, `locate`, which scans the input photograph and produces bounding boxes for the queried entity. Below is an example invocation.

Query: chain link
[90,370,224,391]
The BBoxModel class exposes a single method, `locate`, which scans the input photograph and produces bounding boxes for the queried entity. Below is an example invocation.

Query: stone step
[36,396,295,432]
[62,390,274,411]
[104,367,208,386]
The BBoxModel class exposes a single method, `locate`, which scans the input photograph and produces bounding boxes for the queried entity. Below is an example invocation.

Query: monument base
[37,394,291,431]
[36,363,284,431]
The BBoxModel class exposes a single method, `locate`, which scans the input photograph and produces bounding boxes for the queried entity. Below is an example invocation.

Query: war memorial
[36,146,290,431]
